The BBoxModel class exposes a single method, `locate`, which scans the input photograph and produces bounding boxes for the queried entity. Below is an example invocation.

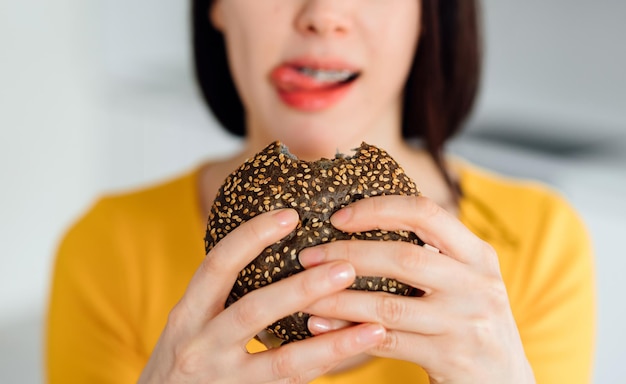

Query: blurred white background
[1,0,624,382]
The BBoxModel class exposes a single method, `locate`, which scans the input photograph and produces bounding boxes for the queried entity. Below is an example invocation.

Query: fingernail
[329,262,354,285]
[423,243,440,253]
[299,248,325,268]
[330,207,352,227]
[308,316,333,334]
[356,324,386,345]
[272,209,298,226]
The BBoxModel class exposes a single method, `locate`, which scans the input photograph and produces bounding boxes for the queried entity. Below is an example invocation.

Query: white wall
[475,0,626,135]
[0,0,238,321]
[1,0,624,383]
[0,2,99,381]
[0,0,99,321]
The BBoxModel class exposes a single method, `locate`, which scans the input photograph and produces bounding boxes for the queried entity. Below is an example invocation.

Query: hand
[299,196,536,384]
[138,209,386,384]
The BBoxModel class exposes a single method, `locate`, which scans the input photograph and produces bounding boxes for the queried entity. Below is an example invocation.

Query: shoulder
[455,160,593,299]
[454,160,593,286]
[457,160,569,211]
[58,168,201,257]
[76,169,198,225]
[101,169,199,219]
[455,160,588,248]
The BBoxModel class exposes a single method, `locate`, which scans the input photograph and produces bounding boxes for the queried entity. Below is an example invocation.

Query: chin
[276,132,361,161]
[268,121,365,161]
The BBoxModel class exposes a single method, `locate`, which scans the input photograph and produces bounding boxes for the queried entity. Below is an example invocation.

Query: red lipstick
[270,58,360,112]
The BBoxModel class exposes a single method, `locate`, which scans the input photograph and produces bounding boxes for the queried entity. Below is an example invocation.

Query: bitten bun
[205,141,424,343]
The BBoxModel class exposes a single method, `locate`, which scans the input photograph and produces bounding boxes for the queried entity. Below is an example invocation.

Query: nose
[295,0,352,37]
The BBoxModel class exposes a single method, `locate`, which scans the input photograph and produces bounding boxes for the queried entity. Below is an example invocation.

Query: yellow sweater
[46,162,595,383]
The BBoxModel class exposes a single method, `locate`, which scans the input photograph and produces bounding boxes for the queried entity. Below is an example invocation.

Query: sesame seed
[206,141,422,343]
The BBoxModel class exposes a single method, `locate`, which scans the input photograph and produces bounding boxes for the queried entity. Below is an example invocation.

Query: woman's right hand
[138,208,386,383]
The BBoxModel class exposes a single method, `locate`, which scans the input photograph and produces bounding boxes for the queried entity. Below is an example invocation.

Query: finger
[330,195,493,268]
[300,239,464,293]
[208,261,357,346]
[181,209,299,325]
[368,328,521,381]
[272,362,341,384]
[369,329,448,374]
[306,290,447,335]
[246,323,386,383]
[308,316,354,335]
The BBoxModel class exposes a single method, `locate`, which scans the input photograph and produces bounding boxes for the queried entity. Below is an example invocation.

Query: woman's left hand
[299,195,536,384]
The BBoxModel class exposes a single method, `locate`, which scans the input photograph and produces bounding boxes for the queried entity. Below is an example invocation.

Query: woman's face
[212,0,421,159]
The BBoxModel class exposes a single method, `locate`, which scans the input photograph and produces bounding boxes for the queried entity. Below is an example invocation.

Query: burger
[204,141,424,343]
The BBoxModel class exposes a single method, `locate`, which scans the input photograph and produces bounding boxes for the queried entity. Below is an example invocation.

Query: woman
[47,1,595,383]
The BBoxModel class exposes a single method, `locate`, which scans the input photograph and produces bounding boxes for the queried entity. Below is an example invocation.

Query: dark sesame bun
[204,141,424,343]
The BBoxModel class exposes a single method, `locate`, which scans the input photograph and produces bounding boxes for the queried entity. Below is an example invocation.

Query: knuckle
[375,331,399,354]
[172,340,202,376]
[324,290,342,314]
[246,219,268,244]
[322,240,353,264]
[329,332,353,358]
[480,240,497,257]
[231,298,263,329]
[466,317,496,351]
[371,195,385,210]
[445,352,475,375]
[416,196,442,219]
[338,240,355,263]
[481,242,501,274]
[298,269,325,298]
[166,303,188,330]
[376,295,405,326]
[199,252,222,276]
[459,282,509,348]
[483,277,509,309]
[397,243,426,272]
[272,349,297,379]
[282,375,305,384]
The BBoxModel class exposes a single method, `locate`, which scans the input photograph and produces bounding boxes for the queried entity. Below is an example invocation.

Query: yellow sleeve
[46,198,145,384]
[512,193,596,383]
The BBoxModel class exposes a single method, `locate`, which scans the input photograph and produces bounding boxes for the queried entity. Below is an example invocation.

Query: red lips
[270,58,360,112]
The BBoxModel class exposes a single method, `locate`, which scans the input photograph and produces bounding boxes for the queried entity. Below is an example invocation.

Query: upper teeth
[299,67,356,83]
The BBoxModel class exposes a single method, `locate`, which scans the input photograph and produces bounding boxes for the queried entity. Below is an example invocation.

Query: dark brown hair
[192,0,482,191]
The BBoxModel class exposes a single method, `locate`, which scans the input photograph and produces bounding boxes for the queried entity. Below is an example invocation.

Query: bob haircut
[192,0,482,190]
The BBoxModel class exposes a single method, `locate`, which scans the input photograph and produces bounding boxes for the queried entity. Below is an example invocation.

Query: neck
[243,98,407,162]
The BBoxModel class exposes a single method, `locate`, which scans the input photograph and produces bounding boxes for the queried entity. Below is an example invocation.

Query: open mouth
[270,61,361,111]
[294,67,360,85]
[271,63,361,92]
